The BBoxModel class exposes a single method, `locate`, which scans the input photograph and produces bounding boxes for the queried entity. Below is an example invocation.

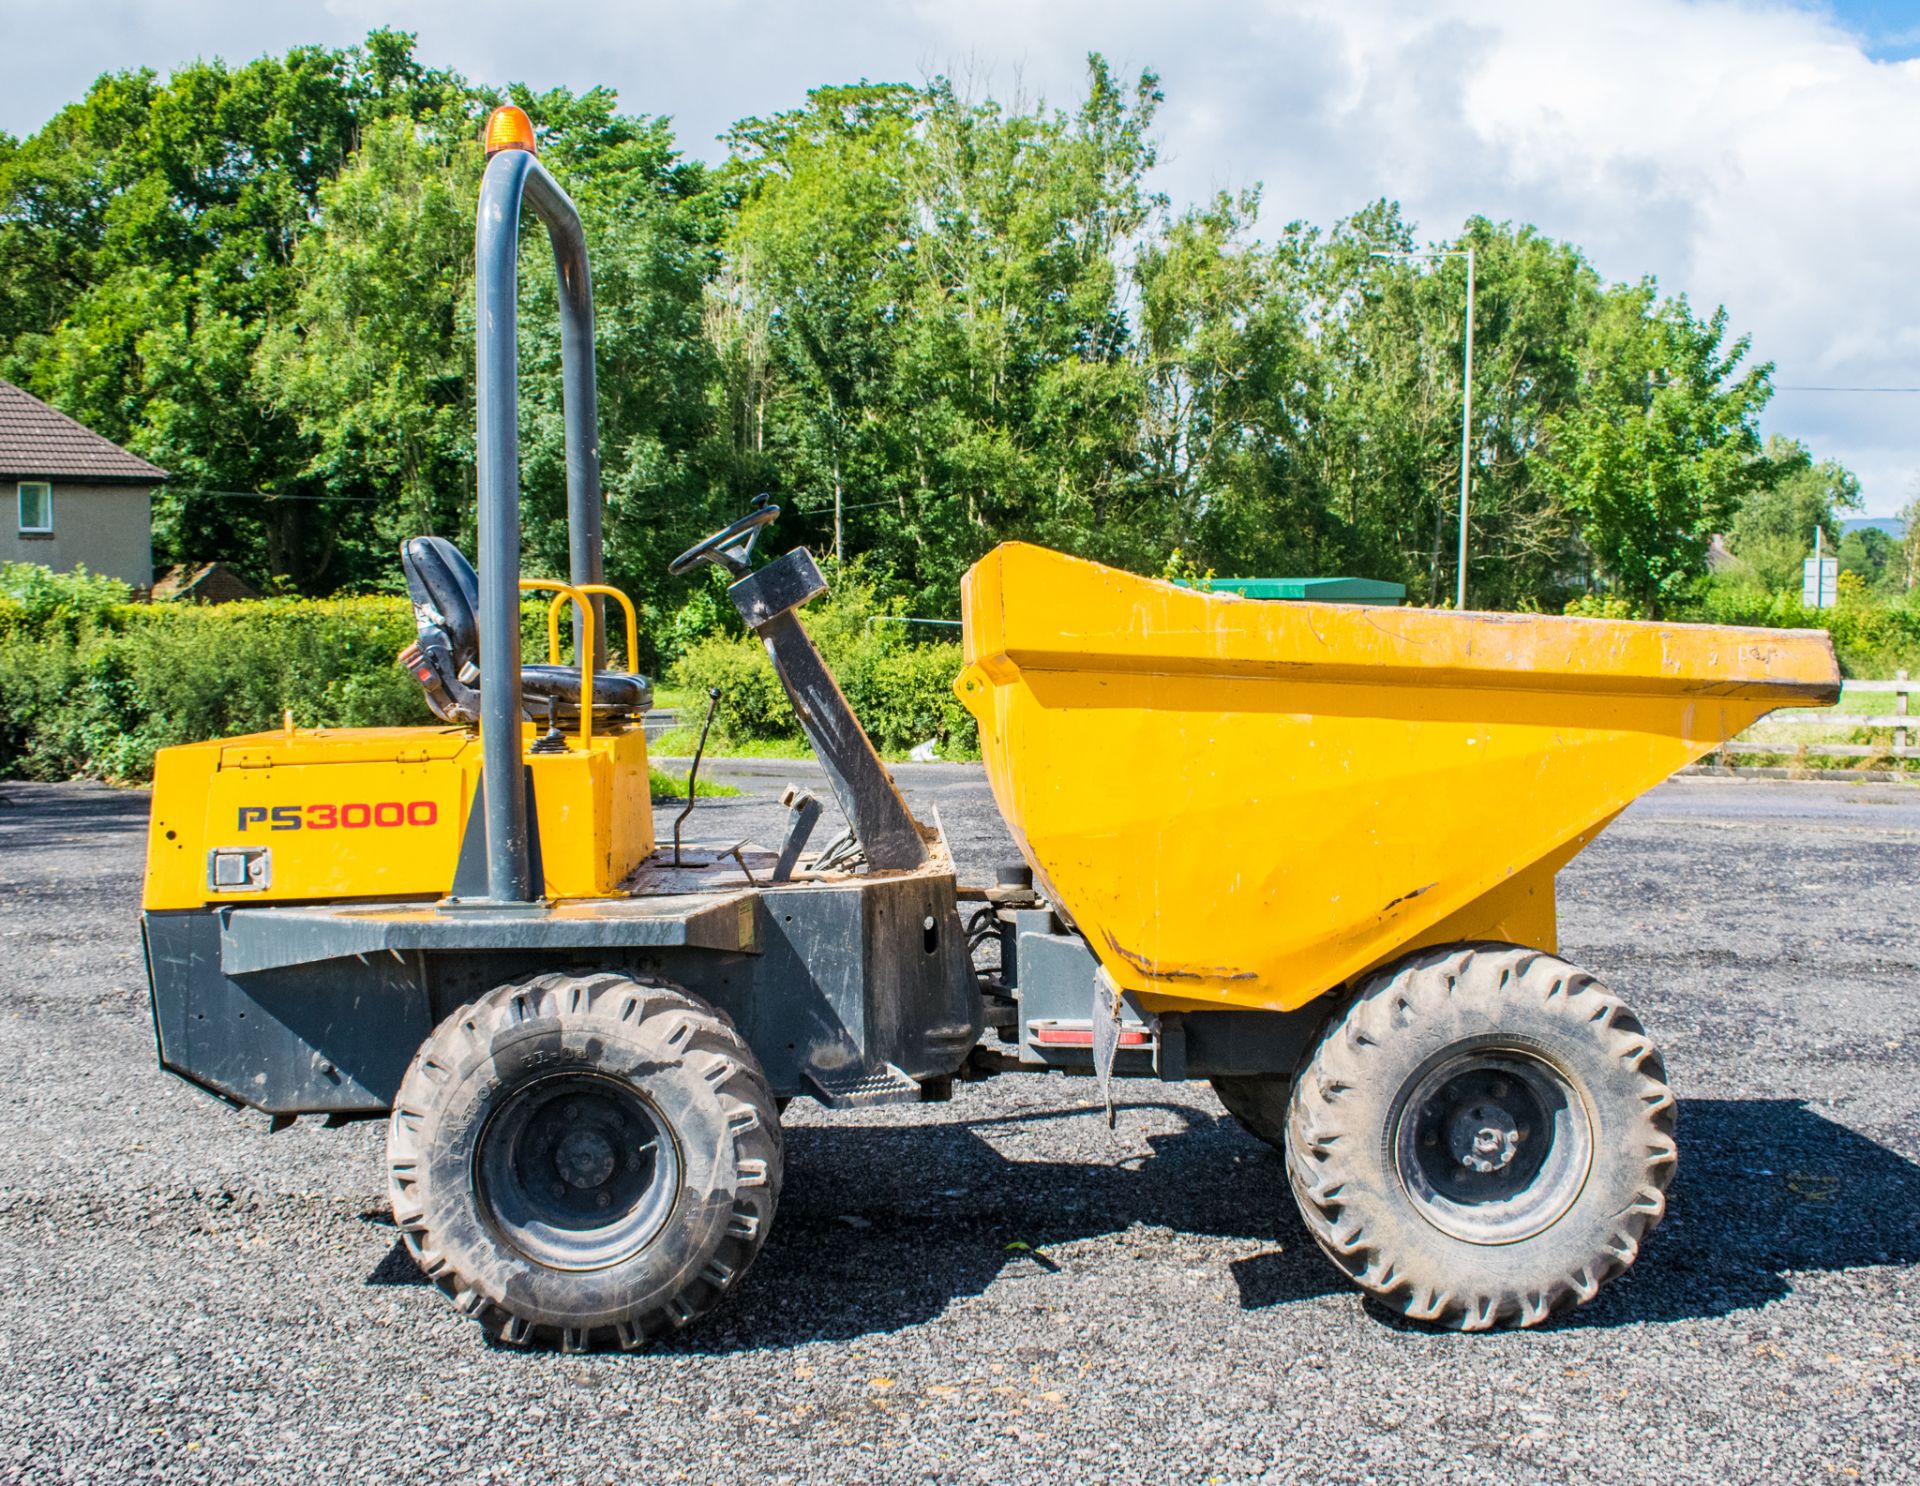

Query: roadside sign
[1802,556,1838,609]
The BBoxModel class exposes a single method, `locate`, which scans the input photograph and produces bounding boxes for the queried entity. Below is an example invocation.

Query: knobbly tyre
[139,106,1841,1349]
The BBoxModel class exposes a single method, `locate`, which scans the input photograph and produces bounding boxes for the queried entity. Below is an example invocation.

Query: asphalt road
[1,769,1916,1485]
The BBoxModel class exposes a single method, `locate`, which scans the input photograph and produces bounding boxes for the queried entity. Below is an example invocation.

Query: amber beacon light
[483,104,537,158]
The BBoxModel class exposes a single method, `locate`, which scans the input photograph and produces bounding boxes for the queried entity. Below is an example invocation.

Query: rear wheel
[1286,943,1676,1330]
[387,971,781,1350]
[1210,1075,1290,1152]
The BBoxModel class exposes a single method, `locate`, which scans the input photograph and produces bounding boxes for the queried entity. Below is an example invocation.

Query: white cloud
[6,0,1918,512]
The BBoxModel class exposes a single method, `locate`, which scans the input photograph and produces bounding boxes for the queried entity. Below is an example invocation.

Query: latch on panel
[207,847,272,893]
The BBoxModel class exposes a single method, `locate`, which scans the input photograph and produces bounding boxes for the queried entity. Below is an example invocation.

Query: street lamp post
[1372,246,1476,610]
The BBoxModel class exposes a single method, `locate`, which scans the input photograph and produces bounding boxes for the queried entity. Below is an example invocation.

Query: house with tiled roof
[0,379,166,586]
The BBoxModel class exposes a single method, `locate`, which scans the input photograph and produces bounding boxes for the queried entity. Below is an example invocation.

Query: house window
[17,482,52,534]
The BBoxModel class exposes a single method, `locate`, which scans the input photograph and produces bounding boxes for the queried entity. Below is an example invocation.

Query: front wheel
[1286,943,1676,1330]
[387,972,781,1350]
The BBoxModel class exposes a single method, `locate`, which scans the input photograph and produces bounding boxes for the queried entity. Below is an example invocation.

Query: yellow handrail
[517,578,597,748]
[544,583,639,673]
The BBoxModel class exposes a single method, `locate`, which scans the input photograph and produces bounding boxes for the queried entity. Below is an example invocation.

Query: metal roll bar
[474,148,603,904]
[546,584,638,674]
[520,579,600,748]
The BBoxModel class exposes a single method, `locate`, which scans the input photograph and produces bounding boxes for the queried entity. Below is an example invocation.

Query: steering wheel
[668,495,780,577]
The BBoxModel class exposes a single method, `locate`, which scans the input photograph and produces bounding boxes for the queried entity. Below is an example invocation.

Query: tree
[1725,435,1862,593]
[1836,525,1901,595]
[1,32,469,590]
[256,114,484,582]
[1134,189,1284,560]
[1903,482,1920,595]
[254,77,722,624]
[1258,208,1611,607]
[1538,290,1771,615]
[4,35,1827,625]
[718,59,1164,611]
[719,82,920,569]
[506,83,728,618]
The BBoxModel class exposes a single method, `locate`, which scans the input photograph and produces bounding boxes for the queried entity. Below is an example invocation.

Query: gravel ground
[0,768,1916,1485]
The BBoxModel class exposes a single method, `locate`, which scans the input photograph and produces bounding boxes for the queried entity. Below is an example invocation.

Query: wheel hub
[476,1073,681,1271]
[554,1127,618,1189]
[1393,1049,1592,1245]
[1449,1099,1521,1173]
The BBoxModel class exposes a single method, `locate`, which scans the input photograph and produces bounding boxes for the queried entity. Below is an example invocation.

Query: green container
[1172,576,1407,605]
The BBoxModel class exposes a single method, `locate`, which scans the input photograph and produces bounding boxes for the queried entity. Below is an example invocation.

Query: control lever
[771,786,823,883]
[672,687,722,868]
[529,696,568,754]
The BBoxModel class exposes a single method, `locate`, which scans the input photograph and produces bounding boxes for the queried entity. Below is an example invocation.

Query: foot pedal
[804,1061,923,1108]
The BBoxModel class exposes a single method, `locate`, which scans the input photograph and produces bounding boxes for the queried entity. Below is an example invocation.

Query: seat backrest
[402,536,481,669]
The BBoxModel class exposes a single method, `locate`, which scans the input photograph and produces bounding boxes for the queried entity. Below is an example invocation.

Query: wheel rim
[1391,1046,1593,1245]
[475,1072,681,1271]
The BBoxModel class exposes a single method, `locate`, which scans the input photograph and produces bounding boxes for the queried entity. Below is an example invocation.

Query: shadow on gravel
[0,783,150,843]
[360,1210,432,1289]
[667,1101,1347,1354]
[1558,1097,1920,1330]
[361,1095,1920,1345]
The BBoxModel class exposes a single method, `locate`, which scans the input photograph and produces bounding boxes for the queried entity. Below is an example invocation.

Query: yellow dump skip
[957,543,1840,1015]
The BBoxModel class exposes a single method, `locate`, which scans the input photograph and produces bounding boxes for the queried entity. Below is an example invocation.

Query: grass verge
[647,766,742,800]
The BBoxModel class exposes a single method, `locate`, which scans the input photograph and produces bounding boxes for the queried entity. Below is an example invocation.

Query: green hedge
[667,632,977,757]
[1685,583,1920,677]
[667,571,977,758]
[30,550,1907,785]
[0,559,977,781]
[0,592,433,782]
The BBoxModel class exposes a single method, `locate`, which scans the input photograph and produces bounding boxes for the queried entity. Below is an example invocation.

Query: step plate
[804,1061,922,1108]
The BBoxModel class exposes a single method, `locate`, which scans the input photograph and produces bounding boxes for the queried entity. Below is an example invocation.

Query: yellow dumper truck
[139,108,1840,1347]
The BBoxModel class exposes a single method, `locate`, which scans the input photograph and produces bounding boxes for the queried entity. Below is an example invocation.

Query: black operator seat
[397,536,652,725]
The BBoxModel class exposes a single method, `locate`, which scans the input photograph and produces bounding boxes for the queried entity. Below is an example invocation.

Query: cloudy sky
[7,0,1920,516]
